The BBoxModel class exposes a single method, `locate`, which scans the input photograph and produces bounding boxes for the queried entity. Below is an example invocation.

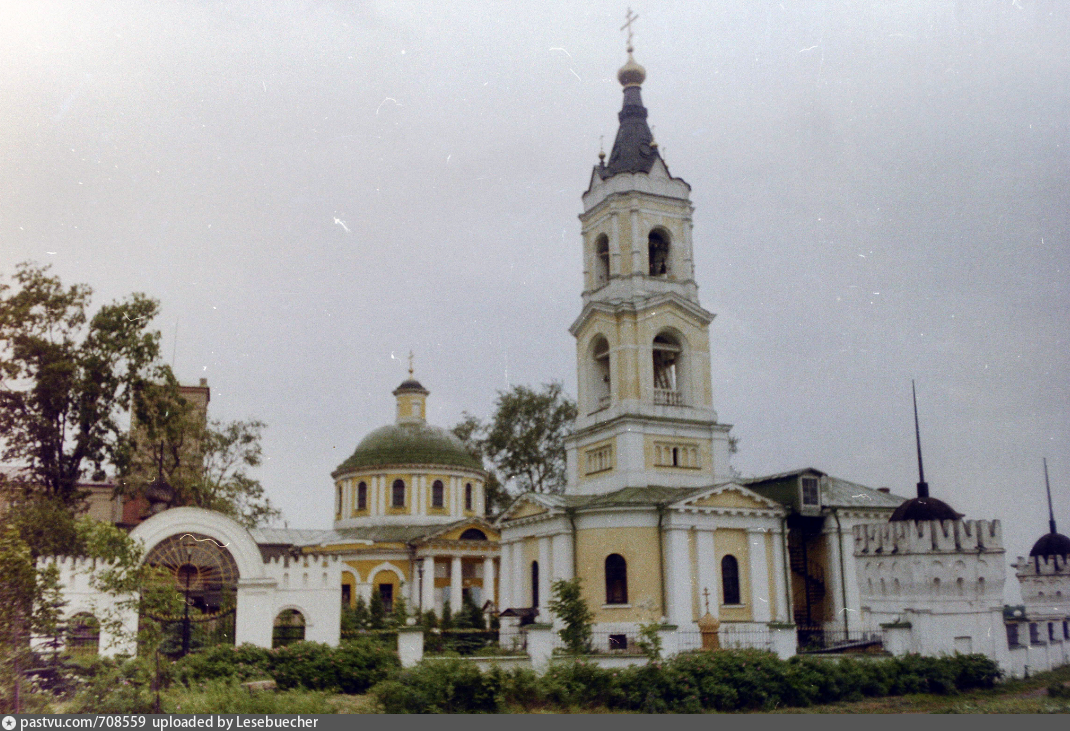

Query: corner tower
[566,46,733,494]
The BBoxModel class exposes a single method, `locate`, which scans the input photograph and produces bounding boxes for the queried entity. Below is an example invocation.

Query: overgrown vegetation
[547,578,593,655]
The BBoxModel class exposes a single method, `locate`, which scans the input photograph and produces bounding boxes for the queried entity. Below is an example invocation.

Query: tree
[454,382,577,499]
[451,413,508,514]
[120,368,279,528]
[548,578,593,655]
[0,262,161,509]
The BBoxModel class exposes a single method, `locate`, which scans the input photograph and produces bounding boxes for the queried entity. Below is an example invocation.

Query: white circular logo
[2,715,16,730]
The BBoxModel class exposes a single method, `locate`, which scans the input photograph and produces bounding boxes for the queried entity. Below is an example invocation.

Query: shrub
[166,679,334,714]
[539,660,615,708]
[68,657,157,714]
[268,638,399,694]
[492,666,543,711]
[372,659,500,713]
[173,644,272,686]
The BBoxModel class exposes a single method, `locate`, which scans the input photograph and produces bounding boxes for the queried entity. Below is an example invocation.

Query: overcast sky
[2,1,1067,600]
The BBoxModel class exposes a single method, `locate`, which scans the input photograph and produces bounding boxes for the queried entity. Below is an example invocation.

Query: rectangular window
[392,480,405,508]
[1006,624,1019,648]
[341,584,351,607]
[1029,623,1041,644]
[357,483,367,511]
[585,444,614,475]
[801,477,820,506]
[609,634,628,651]
[465,483,473,511]
[653,441,700,469]
[1050,622,1056,641]
[432,481,444,508]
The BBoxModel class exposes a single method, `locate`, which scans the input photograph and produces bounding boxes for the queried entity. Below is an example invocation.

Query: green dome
[335,423,482,474]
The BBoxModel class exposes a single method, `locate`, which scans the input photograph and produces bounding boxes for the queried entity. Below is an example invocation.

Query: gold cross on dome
[408,350,414,376]
[621,8,638,52]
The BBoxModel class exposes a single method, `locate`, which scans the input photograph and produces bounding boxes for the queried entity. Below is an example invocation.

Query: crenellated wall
[1013,553,1070,622]
[853,519,1009,666]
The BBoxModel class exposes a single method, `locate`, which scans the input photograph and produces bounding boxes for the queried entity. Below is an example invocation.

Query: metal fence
[424,629,501,656]
[796,625,883,654]
[674,626,773,653]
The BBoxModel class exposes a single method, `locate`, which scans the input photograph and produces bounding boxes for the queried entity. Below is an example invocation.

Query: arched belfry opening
[590,335,611,411]
[652,332,684,405]
[648,229,670,277]
[594,234,610,286]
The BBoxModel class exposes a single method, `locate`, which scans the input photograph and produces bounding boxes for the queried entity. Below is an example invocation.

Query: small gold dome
[617,52,646,88]
[697,612,720,632]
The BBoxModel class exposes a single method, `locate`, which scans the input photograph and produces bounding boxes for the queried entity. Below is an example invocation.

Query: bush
[372,659,500,713]
[166,679,334,714]
[173,644,272,686]
[68,657,157,714]
[268,638,399,694]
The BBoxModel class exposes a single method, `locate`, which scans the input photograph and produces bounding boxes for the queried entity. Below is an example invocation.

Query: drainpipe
[566,507,578,580]
[657,504,667,619]
[832,508,849,637]
[780,516,792,624]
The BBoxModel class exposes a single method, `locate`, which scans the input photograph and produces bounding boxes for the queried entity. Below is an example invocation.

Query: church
[40,37,1069,674]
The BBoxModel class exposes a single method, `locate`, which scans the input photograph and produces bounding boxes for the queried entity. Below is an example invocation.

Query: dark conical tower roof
[598,50,660,179]
[1029,458,1070,558]
[890,381,962,522]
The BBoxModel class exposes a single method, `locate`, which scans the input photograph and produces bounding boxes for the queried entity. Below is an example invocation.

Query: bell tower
[566,38,733,495]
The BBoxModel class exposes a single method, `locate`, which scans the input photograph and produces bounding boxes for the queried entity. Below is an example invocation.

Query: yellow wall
[346,559,411,585]
[715,529,752,622]
[576,526,663,623]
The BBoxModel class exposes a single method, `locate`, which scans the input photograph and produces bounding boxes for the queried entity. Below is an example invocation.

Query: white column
[415,475,423,515]
[696,529,718,618]
[538,537,551,614]
[748,528,771,623]
[824,528,845,632]
[771,527,789,623]
[450,555,463,611]
[451,477,461,516]
[513,540,526,605]
[483,556,496,608]
[421,556,435,615]
[665,527,693,626]
[551,532,573,581]
[499,543,513,609]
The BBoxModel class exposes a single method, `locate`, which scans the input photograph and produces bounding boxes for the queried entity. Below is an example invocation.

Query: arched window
[605,554,628,605]
[392,479,406,508]
[591,336,611,410]
[335,485,342,515]
[648,229,670,276]
[273,609,305,648]
[431,480,445,508]
[357,481,367,511]
[595,234,610,286]
[652,332,683,404]
[531,561,540,608]
[66,613,100,657]
[460,528,487,541]
[721,555,741,605]
[465,483,473,511]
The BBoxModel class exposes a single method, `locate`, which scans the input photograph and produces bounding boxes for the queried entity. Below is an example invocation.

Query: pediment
[676,483,784,513]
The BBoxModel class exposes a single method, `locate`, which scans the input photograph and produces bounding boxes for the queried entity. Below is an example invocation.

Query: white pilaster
[748,528,771,623]
[824,527,846,632]
[538,537,551,613]
[551,531,573,581]
[450,555,463,611]
[665,527,693,626]
[483,556,496,608]
[513,540,525,606]
[696,529,718,618]
[499,542,513,609]
[771,527,789,623]
[421,556,435,614]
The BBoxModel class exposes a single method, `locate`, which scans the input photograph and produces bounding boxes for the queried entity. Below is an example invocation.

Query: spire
[599,9,659,179]
[1045,457,1058,535]
[912,380,929,499]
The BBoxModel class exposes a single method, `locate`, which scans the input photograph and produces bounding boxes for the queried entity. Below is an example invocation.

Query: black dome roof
[1029,531,1070,558]
[393,378,428,393]
[889,496,963,522]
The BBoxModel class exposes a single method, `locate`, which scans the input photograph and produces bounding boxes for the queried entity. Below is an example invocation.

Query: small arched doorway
[273,609,306,648]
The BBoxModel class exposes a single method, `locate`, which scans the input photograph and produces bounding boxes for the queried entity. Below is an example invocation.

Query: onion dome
[145,476,175,514]
[616,52,646,88]
[888,496,963,522]
[1029,531,1070,558]
[697,612,721,632]
[394,378,429,395]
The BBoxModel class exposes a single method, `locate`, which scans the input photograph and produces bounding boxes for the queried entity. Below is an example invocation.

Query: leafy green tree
[0,262,162,509]
[453,382,577,503]
[548,578,593,655]
[482,383,576,495]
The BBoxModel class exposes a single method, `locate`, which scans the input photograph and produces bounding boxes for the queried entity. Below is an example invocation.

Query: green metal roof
[334,423,482,474]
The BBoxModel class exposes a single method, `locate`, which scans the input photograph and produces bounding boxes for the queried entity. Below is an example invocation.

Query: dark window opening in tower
[648,229,670,277]
[605,553,628,604]
[672,447,679,466]
[592,336,611,410]
[721,555,741,605]
[652,333,682,403]
[432,480,444,508]
[595,234,610,286]
[357,481,367,510]
[465,483,473,511]
[335,485,342,515]
[392,479,406,508]
[531,561,540,608]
